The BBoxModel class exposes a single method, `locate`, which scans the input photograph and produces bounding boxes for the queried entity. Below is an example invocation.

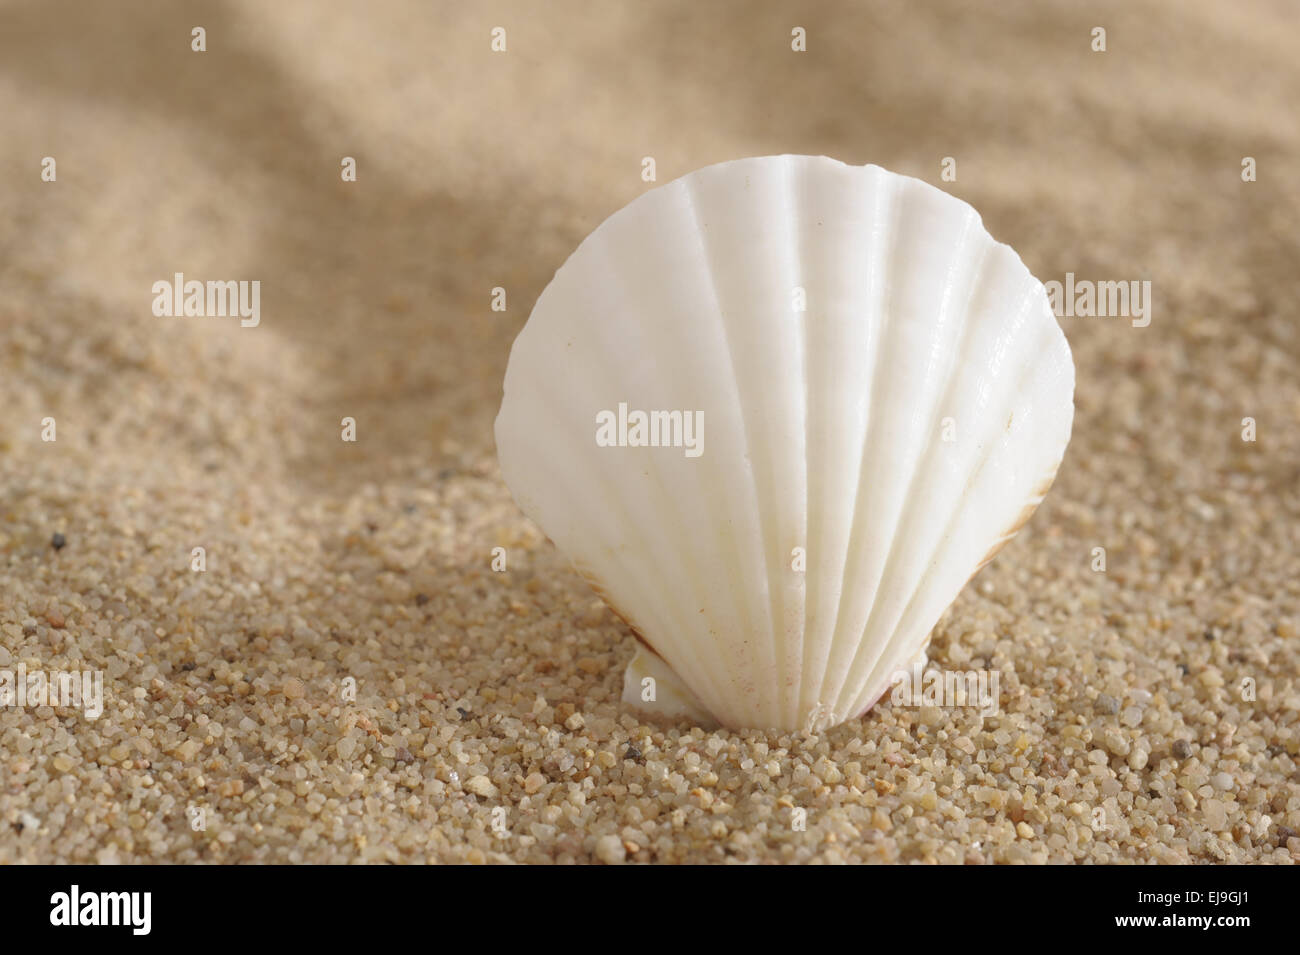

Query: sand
[1,0,1297,863]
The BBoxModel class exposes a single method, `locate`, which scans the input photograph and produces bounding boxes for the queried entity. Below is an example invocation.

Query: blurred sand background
[1,0,1297,863]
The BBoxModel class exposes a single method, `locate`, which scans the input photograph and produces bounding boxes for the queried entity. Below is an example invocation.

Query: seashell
[495,155,1074,731]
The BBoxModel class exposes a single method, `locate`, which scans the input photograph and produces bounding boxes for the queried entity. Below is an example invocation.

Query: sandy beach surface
[1,0,1297,863]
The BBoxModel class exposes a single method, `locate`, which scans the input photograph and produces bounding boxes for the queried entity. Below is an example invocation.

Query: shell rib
[495,155,1074,731]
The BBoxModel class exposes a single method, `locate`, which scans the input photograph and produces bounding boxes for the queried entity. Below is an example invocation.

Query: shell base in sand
[621,641,931,733]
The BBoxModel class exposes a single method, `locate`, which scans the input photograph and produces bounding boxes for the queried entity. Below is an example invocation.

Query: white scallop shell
[495,155,1074,731]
